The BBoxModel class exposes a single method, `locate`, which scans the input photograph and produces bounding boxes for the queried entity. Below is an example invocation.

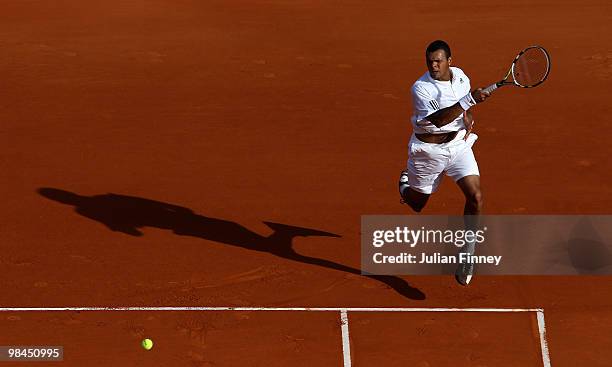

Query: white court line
[0,307,542,312]
[0,306,550,366]
[340,309,352,367]
[537,310,552,367]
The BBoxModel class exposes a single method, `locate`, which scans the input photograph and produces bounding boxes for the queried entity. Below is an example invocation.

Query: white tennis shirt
[411,66,472,134]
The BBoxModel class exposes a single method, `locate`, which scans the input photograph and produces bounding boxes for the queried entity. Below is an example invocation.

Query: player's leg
[452,174,481,286]
[457,175,483,215]
[446,140,482,215]
[446,139,481,285]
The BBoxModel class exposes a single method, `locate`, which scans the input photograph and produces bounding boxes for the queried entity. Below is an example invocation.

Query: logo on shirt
[428,100,440,110]
[459,77,464,84]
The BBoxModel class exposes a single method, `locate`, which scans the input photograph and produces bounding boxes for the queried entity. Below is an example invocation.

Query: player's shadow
[38,188,425,300]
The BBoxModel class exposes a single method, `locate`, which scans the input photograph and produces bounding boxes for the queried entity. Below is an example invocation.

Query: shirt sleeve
[411,83,440,125]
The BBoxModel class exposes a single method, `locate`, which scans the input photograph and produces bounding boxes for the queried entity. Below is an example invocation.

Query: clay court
[1,0,611,365]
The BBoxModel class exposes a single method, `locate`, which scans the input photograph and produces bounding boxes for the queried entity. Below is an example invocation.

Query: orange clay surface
[1,1,611,366]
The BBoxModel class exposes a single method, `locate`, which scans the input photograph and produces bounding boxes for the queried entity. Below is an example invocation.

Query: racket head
[510,46,551,88]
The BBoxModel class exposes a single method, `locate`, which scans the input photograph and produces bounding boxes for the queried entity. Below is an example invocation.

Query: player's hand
[463,111,475,141]
[471,88,490,103]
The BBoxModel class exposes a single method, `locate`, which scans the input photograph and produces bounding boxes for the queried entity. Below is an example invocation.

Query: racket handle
[483,83,498,94]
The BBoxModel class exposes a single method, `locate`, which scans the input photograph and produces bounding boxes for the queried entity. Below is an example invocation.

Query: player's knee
[468,190,483,209]
[406,199,426,213]
[410,204,423,213]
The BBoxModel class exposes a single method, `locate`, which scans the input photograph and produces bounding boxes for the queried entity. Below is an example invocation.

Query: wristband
[458,93,477,111]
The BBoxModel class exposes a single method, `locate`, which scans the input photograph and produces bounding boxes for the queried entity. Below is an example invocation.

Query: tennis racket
[483,46,551,94]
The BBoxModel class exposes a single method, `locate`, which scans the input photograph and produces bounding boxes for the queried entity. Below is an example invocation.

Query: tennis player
[399,40,490,214]
[399,40,491,285]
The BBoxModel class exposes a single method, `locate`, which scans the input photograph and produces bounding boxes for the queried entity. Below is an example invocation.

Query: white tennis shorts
[406,129,479,194]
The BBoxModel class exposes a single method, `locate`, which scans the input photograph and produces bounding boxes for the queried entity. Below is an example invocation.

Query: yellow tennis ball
[141,338,154,350]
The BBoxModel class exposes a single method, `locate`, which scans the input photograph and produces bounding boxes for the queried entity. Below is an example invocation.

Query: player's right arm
[413,86,490,128]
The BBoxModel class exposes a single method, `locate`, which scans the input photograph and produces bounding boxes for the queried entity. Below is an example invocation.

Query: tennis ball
[141,338,154,350]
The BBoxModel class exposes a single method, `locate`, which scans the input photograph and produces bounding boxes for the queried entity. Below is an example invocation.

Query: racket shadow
[37,187,426,300]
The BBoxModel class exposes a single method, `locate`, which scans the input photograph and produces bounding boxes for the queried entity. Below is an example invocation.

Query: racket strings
[513,48,549,87]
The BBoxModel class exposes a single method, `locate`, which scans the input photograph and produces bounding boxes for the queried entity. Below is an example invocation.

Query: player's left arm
[418,89,488,128]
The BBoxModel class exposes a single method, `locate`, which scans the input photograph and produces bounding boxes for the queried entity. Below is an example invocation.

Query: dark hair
[426,40,451,59]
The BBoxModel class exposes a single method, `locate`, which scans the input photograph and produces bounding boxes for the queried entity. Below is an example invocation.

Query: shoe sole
[455,273,472,286]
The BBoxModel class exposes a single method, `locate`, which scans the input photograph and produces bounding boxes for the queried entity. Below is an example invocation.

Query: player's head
[425,40,452,81]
